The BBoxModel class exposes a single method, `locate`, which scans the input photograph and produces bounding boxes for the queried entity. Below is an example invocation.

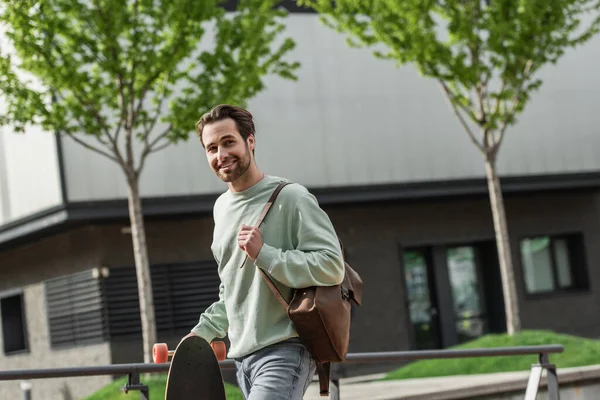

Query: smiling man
[186,104,345,399]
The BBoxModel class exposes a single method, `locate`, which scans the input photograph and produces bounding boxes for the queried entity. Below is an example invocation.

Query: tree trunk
[484,154,521,335]
[126,172,157,363]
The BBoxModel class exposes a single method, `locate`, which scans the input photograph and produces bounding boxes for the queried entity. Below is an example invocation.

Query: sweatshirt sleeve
[254,192,345,288]
[190,282,229,342]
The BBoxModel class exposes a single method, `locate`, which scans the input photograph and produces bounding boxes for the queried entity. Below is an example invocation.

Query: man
[186,104,345,399]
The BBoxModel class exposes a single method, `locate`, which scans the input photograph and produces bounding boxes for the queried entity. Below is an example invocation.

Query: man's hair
[196,104,255,147]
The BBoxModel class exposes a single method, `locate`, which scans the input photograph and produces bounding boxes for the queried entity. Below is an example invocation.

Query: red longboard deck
[165,335,226,400]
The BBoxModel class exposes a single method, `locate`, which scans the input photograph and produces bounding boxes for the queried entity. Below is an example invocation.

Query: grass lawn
[83,374,243,400]
[382,330,600,380]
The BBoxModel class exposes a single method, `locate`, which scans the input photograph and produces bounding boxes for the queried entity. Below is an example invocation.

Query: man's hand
[238,224,264,260]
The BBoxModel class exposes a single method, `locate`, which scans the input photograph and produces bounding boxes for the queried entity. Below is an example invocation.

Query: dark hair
[196,104,255,147]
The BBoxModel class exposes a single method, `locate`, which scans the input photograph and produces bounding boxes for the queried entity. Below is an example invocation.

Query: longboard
[153,336,227,400]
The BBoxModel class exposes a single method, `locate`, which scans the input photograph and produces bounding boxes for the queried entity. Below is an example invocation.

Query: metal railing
[0,345,564,400]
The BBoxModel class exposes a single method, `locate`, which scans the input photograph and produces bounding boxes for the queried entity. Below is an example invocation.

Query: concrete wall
[58,13,600,203]
[2,12,600,230]
[0,283,111,400]
[0,128,62,226]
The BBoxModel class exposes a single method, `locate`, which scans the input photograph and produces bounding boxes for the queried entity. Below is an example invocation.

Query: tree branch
[492,80,506,118]
[141,75,170,143]
[54,90,126,166]
[467,40,487,126]
[92,0,127,147]
[148,140,171,154]
[62,131,119,163]
[474,83,487,124]
[136,124,173,174]
[131,31,186,133]
[439,80,485,154]
[495,60,533,153]
[42,36,115,143]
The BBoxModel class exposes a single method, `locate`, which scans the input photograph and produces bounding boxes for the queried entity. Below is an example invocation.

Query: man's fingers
[238,232,252,241]
[238,228,258,238]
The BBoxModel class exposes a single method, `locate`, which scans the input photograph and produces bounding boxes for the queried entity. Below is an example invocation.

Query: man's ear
[247,134,255,151]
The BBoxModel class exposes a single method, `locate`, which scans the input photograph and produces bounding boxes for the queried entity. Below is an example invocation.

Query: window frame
[0,289,30,356]
[519,232,589,297]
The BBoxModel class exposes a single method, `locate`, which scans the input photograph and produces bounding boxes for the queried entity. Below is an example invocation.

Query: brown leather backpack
[255,182,364,396]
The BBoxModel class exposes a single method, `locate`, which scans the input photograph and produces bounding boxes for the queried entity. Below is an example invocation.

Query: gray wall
[56,14,600,203]
[0,128,62,225]
[0,282,111,400]
[2,13,600,228]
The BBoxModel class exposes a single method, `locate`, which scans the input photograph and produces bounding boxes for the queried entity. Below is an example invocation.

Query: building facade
[2,9,600,400]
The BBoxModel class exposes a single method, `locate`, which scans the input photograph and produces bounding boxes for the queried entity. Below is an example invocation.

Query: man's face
[202,118,254,183]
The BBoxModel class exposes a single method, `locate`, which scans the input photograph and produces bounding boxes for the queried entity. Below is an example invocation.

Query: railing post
[20,380,32,400]
[329,378,340,400]
[524,362,543,400]
[524,353,560,400]
[540,353,560,400]
[120,372,149,400]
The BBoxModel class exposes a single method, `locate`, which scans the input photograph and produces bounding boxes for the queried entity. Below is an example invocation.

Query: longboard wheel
[211,341,226,361]
[153,342,169,363]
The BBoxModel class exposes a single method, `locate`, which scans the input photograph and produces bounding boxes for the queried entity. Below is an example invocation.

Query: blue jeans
[235,338,316,399]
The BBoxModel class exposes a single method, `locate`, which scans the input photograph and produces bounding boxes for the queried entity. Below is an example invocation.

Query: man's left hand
[238,224,263,260]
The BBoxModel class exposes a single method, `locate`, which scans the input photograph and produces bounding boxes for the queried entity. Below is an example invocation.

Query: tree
[0,0,299,362]
[299,0,600,334]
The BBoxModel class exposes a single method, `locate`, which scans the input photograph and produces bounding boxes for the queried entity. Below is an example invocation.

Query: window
[520,234,588,295]
[1,292,29,354]
[446,246,488,343]
[45,270,107,348]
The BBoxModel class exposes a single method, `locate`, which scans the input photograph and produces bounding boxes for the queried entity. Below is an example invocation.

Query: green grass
[83,374,243,400]
[382,330,600,381]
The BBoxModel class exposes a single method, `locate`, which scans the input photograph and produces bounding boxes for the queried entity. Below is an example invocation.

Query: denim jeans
[235,338,316,400]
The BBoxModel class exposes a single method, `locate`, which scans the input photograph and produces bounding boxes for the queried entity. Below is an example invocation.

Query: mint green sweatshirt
[191,175,345,359]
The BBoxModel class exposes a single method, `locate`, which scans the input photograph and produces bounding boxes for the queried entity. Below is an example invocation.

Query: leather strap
[255,181,291,227]
[239,181,291,270]
[259,268,289,309]
[237,181,291,310]
[316,362,331,396]
[253,182,292,309]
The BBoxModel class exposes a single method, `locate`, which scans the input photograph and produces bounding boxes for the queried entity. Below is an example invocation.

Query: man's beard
[216,146,251,183]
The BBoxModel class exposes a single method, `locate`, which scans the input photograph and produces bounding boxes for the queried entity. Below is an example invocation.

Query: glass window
[554,239,573,288]
[447,246,487,343]
[521,237,555,293]
[403,249,440,350]
[520,235,580,294]
[1,293,28,354]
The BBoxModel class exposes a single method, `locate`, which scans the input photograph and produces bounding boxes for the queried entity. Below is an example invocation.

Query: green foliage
[299,0,600,144]
[0,0,298,169]
[383,330,600,380]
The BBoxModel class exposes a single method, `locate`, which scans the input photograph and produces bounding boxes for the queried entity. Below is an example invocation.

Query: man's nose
[217,147,228,161]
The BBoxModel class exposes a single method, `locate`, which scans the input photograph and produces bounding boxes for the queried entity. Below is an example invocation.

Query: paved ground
[303,364,600,400]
